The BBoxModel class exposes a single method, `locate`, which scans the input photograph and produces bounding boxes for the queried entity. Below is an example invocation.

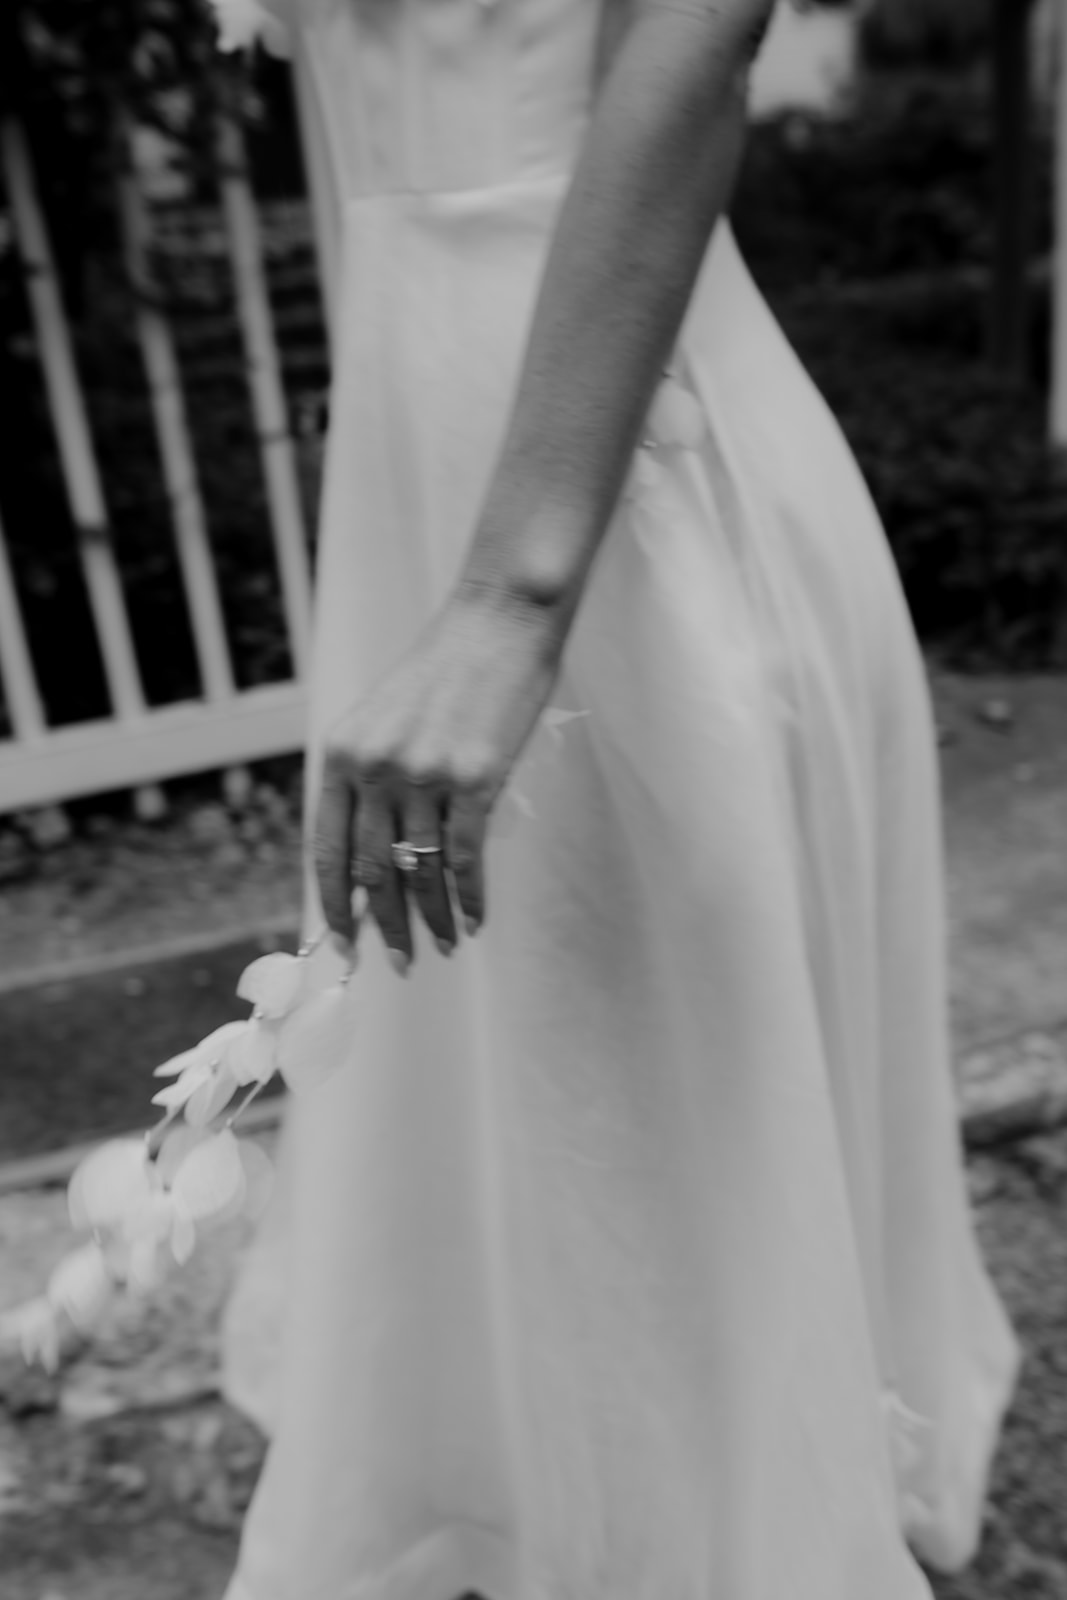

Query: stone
[976,695,1015,732]
[222,765,254,812]
[966,1156,1003,1206]
[187,804,233,846]
[1015,1133,1067,1197]
[103,1460,148,1496]
[19,805,71,851]
[959,1032,1067,1148]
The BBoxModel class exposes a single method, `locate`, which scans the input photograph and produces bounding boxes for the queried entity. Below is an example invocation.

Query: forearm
[457,0,773,647]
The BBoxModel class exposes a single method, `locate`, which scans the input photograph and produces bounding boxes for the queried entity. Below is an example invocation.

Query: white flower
[206,0,291,57]
[1,1297,63,1373]
[646,373,705,451]
[184,1059,239,1127]
[171,1128,246,1222]
[47,1242,113,1332]
[68,1139,155,1234]
[156,1124,208,1189]
[236,952,306,1018]
[151,1057,215,1110]
[276,983,351,1092]
[228,1017,280,1087]
[153,1021,248,1079]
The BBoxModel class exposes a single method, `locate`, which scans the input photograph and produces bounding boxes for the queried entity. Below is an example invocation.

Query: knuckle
[404,748,445,791]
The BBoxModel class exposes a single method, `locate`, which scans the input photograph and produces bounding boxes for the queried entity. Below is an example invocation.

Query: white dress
[221,1,1020,1596]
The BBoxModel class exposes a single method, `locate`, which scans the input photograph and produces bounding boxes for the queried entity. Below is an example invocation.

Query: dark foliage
[734,69,1064,667]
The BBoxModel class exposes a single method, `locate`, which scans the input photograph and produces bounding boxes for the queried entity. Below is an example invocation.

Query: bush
[776,288,1067,666]
[858,0,989,70]
[734,64,1064,667]
[735,74,1013,289]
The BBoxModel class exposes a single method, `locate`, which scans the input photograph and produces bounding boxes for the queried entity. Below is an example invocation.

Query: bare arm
[459,0,774,638]
[315,0,775,966]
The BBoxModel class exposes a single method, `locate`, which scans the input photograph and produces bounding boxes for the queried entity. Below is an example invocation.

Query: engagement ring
[391,840,443,874]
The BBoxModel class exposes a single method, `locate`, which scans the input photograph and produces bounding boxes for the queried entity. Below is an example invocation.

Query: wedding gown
[221,1,1019,1596]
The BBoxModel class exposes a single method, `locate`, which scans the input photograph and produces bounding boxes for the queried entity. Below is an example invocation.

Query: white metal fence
[0,78,332,817]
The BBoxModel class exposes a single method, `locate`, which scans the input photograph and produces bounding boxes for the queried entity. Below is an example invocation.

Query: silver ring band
[391,840,443,874]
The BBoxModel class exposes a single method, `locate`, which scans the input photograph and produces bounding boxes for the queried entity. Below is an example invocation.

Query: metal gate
[0,47,336,816]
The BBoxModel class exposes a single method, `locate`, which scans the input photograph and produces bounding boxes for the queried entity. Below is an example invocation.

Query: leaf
[276,983,352,1092]
[154,1043,210,1079]
[184,1060,239,1127]
[3,1297,62,1373]
[170,1203,197,1265]
[68,1140,154,1233]
[47,1243,113,1332]
[156,1125,207,1188]
[195,1021,251,1064]
[126,1235,168,1296]
[171,1129,245,1222]
[236,952,306,1018]
[151,1059,214,1110]
[227,1017,279,1086]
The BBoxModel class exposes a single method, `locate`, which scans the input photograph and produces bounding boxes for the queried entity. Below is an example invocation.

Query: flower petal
[153,1044,209,1079]
[150,1059,214,1110]
[170,1202,197,1265]
[171,1129,245,1222]
[647,377,705,450]
[276,983,352,1092]
[227,1017,279,1086]
[156,1124,207,1189]
[47,1242,113,1331]
[126,1235,168,1296]
[236,952,306,1018]
[196,1021,251,1064]
[184,1060,239,1127]
[68,1140,154,1233]
[2,1297,63,1373]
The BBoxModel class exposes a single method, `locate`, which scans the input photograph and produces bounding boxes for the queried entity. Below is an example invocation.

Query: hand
[313,592,560,971]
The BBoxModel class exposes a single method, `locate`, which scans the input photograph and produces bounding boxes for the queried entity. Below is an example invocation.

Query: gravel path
[1,1133,1064,1599]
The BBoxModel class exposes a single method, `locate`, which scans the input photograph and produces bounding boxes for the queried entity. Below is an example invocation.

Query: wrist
[455,501,594,644]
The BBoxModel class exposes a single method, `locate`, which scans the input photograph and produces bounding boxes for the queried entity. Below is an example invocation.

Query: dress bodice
[270,0,602,199]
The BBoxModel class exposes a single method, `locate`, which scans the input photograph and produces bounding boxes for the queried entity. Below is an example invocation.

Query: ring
[391,840,443,874]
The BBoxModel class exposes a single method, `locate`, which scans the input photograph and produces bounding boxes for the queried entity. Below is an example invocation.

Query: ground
[0,669,1066,1598]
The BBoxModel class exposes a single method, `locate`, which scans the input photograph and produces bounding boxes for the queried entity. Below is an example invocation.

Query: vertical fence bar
[0,506,45,740]
[1051,0,1067,447]
[216,112,312,676]
[989,0,1036,381]
[117,121,236,703]
[0,117,146,721]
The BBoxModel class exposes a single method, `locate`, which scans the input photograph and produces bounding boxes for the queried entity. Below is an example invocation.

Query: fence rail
[0,86,327,817]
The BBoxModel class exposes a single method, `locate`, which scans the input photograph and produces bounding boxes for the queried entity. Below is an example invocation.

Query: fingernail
[388,948,410,977]
[435,938,454,958]
[464,917,480,938]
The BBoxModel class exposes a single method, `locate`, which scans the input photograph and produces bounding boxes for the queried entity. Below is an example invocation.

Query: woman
[221,0,1019,1595]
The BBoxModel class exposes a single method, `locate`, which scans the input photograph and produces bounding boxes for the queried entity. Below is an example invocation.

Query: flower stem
[225,1080,267,1131]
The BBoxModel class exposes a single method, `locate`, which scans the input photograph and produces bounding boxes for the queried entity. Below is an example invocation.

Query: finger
[446,792,488,935]
[354,784,413,972]
[403,789,456,954]
[312,758,356,949]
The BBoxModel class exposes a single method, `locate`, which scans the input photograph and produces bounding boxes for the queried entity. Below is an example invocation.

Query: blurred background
[1,4,1067,1598]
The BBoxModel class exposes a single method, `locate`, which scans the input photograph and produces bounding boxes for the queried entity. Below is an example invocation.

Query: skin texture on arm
[314,0,776,968]
[462,0,774,632]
